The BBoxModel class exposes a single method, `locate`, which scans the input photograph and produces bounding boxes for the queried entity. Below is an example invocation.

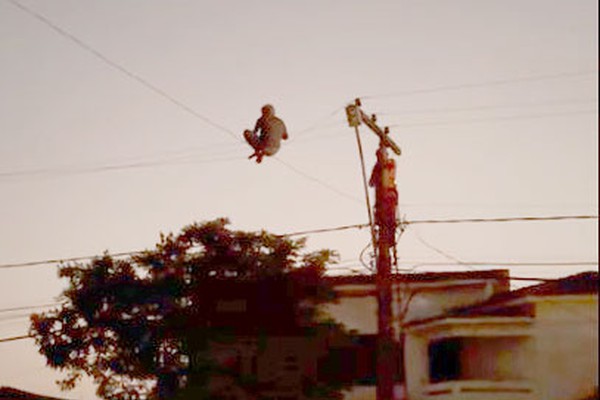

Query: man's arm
[275,117,288,140]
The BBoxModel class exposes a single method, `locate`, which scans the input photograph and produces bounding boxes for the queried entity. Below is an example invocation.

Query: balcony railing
[423,380,534,400]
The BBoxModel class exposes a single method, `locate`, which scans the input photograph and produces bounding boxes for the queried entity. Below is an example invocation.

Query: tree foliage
[30,219,345,399]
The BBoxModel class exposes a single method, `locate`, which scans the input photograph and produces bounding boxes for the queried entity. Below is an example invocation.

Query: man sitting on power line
[244,104,288,163]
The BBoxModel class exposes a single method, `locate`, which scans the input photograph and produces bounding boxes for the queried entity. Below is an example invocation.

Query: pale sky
[0,0,597,398]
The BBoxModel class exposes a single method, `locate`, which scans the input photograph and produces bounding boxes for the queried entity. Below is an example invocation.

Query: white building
[324,270,510,400]
[403,272,598,400]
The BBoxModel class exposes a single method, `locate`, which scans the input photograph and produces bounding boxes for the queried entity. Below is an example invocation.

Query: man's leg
[244,130,260,150]
[244,130,267,163]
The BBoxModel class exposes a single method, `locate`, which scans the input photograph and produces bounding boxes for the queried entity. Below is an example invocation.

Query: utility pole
[346,99,400,400]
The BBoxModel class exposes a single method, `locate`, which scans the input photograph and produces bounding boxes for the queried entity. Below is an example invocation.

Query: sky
[0,0,597,398]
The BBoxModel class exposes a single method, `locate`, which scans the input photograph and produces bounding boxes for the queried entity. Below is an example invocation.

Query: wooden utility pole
[346,99,400,400]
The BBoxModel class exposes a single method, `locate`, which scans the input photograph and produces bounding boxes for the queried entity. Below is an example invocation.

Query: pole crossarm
[346,98,401,155]
[357,109,402,156]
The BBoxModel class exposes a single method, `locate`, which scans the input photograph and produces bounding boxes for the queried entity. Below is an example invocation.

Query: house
[183,270,511,400]
[403,272,599,400]
[323,269,511,400]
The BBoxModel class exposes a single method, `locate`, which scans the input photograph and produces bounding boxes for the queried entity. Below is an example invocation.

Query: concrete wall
[533,295,598,400]
[460,336,531,381]
[324,284,378,334]
[402,294,599,400]
[323,280,501,400]
[323,281,499,334]
[403,321,533,400]
[404,333,429,400]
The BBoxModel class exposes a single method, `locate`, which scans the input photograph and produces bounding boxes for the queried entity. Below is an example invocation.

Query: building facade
[403,272,598,400]
[323,270,510,400]
[185,270,511,400]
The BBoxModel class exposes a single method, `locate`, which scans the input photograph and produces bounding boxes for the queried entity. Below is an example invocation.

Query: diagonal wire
[8,0,241,142]
[0,303,63,314]
[411,227,474,271]
[7,1,367,208]
[0,334,32,343]
[291,106,345,139]
[272,157,362,204]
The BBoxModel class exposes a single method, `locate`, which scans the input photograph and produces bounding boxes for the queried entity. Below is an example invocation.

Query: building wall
[402,284,496,323]
[403,320,533,400]
[324,284,378,334]
[459,336,531,381]
[323,280,502,400]
[402,294,599,400]
[404,333,429,400]
[533,295,599,400]
[323,281,499,334]
[342,385,406,400]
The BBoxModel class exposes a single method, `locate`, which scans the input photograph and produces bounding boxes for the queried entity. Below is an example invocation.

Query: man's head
[261,104,275,117]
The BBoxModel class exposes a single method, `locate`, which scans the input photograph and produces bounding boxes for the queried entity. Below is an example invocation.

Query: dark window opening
[428,336,529,383]
[428,338,462,383]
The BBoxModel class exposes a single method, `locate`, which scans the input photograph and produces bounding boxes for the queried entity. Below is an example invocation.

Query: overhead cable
[406,215,598,225]
[7,0,363,208]
[0,214,596,270]
[361,70,597,100]
[0,334,31,344]
[387,109,597,128]
[0,251,141,270]
[0,303,63,314]
[0,154,245,181]
[376,98,598,116]
[273,157,362,204]
[8,0,240,142]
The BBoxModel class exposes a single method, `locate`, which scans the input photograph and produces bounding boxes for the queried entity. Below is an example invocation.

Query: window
[429,338,462,383]
[428,336,530,383]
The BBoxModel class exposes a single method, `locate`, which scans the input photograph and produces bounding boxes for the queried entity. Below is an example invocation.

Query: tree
[30,219,349,399]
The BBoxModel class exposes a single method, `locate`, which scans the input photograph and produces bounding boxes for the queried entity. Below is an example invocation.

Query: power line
[0,153,246,181]
[330,260,598,269]
[0,251,141,270]
[333,256,598,267]
[412,227,475,271]
[280,222,369,237]
[399,261,598,267]
[376,98,598,117]
[281,214,599,236]
[406,215,599,225]
[0,334,31,344]
[8,0,241,143]
[7,0,366,209]
[0,303,62,314]
[0,215,596,270]
[291,106,345,139]
[273,157,362,204]
[361,70,597,100]
[386,109,596,128]
[7,1,598,240]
